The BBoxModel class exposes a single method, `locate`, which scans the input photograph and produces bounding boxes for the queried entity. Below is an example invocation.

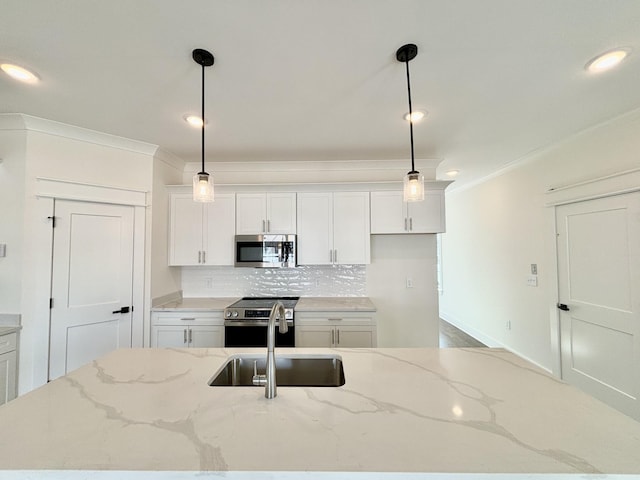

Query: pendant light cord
[404,58,416,174]
[200,60,206,175]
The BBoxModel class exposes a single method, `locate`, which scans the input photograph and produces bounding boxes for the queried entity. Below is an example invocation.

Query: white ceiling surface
[2,1,640,187]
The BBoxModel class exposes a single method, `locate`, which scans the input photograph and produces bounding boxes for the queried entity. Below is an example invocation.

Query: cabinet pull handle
[331,329,335,345]
[202,251,206,263]
[328,318,342,321]
[329,249,333,263]
[181,317,196,321]
[334,249,338,263]
[263,220,266,233]
[198,251,202,263]
[188,329,193,344]
[336,329,340,345]
[183,329,187,344]
[404,218,408,231]
[409,218,413,231]
[267,219,270,232]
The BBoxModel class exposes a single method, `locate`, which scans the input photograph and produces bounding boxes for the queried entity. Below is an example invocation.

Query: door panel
[297,193,333,265]
[333,192,370,264]
[556,193,640,419]
[169,194,203,265]
[49,200,135,380]
[204,193,236,265]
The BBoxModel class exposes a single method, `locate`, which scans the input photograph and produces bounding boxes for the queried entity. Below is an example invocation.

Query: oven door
[224,324,295,348]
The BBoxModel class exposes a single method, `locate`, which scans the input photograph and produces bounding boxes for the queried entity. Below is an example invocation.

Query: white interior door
[556,193,640,420]
[49,200,135,380]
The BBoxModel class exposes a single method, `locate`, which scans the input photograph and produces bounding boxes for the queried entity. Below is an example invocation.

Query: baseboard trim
[440,311,553,374]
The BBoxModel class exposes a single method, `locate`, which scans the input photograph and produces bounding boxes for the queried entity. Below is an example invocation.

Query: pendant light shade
[192,48,215,202]
[397,43,425,202]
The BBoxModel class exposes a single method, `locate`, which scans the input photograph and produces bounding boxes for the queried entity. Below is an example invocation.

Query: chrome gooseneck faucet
[252,301,288,398]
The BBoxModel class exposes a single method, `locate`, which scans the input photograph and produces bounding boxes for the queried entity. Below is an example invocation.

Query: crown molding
[0,113,160,156]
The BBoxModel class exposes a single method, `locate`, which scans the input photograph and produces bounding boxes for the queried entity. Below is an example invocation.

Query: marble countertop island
[0,347,639,478]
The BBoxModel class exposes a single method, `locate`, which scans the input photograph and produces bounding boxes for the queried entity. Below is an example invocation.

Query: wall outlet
[526,275,538,287]
[406,278,413,288]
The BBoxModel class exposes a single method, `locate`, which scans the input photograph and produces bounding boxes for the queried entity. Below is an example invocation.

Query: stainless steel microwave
[234,234,297,268]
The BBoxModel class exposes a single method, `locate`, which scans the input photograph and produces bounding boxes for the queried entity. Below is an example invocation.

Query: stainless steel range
[224,297,299,348]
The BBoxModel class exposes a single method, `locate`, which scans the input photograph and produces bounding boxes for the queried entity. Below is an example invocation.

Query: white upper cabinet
[370,190,445,234]
[297,192,370,265]
[169,193,235,266]
[236,192,296,234]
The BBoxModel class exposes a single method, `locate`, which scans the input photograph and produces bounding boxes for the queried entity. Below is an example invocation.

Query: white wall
[149,150,183,303]
[440,107,640,371]
[367,234,439,347]
[0,129,26,313]
[0,114,159,393]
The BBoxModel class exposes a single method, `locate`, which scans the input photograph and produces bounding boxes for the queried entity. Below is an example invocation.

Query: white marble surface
[151,297,376,313]
[0,347,639,475]
[0,313,21,327]
[0,325,20,335]
[296,297,376,312]
[151,297,239,311]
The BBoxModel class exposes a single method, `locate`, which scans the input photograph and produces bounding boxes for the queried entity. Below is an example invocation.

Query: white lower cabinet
[0,331,18,405]
[295,312,377,348]
[150,312,224,348]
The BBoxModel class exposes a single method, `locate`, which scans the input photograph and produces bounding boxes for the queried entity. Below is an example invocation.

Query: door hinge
[47,216,56,228]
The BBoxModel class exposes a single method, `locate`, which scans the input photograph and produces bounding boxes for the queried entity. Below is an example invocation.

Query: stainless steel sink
[209,354,345,387]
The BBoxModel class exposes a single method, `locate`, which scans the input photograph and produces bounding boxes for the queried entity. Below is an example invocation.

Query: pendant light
[396,43,424,202]
[192,48,215,202]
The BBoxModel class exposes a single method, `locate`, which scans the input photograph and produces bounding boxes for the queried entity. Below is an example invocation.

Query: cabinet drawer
[151,312,224,326]
[0,332,17,355]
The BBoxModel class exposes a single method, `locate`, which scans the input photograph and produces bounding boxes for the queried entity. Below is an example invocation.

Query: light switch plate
[526,275,538,287]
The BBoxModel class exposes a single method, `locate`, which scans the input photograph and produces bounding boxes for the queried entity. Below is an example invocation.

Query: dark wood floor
[439,319,486,348]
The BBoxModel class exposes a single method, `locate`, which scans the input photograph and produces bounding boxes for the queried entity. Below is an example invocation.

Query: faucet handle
[252,360,266,386]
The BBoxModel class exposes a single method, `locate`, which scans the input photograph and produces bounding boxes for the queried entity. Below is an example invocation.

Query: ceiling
[2,0,640,188]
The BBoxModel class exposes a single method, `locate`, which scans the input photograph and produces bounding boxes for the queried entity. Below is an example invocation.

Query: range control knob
[231,310,239,318]
[225,310,232,318]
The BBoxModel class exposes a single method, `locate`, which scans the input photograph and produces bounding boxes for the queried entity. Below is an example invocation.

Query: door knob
[557,303,570,311]
[112,306,131,314]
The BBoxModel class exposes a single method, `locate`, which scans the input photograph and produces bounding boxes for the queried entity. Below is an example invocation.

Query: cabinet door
[151,325,188,348]
[189,326,224,347]
[296,325,334,347]
[266,193,296,234]
[407,191,445,233]
[204,193,236,265]
[370,191,406,234]
[169,194,204,265]
[336,326,374,347]
[0,350,17,405]
[297,193,333,265]
[333,192,370,264]
[236,194,267,234]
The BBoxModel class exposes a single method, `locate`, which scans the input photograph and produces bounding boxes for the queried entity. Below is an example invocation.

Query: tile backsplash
[181,265,366,297]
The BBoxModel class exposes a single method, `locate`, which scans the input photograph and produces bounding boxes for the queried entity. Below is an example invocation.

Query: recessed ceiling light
[1,63,39,84]
[403,110,426,123]
[445,169,459,177]
[585,48,630,73]
[183,114,206,128]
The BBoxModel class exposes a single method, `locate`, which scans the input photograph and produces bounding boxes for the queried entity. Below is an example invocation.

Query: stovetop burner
[230,296,300,309]
[224,296,300,324]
